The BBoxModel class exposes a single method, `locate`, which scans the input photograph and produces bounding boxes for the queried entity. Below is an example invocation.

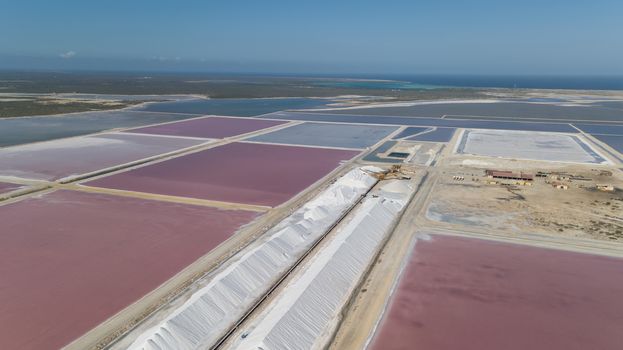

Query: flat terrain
[0,181,23,194]
[324,100,623,121]
[426,166,623,241]
[133,98,332,116]
[124,116,286,139]
[392,126,432,139]
[457,129,607,164]
[592,134,623,153]
[363,141,399,163]
[0,110,199,147]
[1,85,622,350]
[0,98,135,118]
[0,132,206,181]
[572,123,623,135]
[0,190,257,350]
[370,234,623,350]
[261,111,578,132]
[0,71,485,99]
[407,127,456,142]
[247,122,397,149]
[329,108,623,350]
[86,142,359,206]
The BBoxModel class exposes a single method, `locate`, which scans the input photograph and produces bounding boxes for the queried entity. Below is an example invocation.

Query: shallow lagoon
[0,110,196,148]
[324,101,623,121]
[133,97,331,116]
[0,98,329,148]
[261,112,577,133]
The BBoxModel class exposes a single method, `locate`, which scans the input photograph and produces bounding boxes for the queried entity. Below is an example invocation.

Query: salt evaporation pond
[247,122,398,149]
[407,127,456,142]
[572,123,623,136]
[392,126,432,140]
[261,111,577,133]
[457,129,609,164]
[87,142,359,206]
[0,110,198,148]
[0,181,22,193]
[0,132,206,181]
[370,234,623,350]
[0,190,257,350]
[323,101,623,121]
[592,134,623,154]
[133,97,331,116]
[363,141,401,164]
[124,116,287,139]
[0,97,329,148]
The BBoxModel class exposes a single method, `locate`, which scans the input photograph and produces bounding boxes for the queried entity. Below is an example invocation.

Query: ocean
[319,75,623,91]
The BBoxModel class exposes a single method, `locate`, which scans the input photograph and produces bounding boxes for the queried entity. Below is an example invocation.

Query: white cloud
[59,51,76,59]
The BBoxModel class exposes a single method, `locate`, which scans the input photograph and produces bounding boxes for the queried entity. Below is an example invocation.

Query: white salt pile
[231,179,414,350]
[125,168,378,350]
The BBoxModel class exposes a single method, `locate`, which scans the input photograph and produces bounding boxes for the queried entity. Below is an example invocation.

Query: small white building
[596,184,615,192]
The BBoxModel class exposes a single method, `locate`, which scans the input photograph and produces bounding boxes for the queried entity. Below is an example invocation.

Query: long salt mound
[126,168,378,350]
[232,179,414,350]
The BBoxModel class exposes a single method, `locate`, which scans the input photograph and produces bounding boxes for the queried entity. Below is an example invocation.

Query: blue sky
[1,0,622,75]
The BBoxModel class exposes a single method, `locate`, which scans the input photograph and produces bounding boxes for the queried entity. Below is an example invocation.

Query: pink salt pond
[0,132,206,181]
[0,181,23,195]
[0,190,257,350]
[370,234,623,350]
[86,142,359,207]
[124,116,287,139]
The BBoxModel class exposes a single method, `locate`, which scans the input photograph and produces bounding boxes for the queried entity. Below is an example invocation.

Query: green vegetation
[0,71,487,118]
[0,71,485,99]
[0,100,136,118]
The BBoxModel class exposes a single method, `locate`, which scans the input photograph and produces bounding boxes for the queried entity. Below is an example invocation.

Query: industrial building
[485,169,534,181]
[596,184,615,192]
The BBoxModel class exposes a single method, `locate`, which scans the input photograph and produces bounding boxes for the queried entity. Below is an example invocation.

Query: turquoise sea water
[312,80,445,90]
[350,75,623,90]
